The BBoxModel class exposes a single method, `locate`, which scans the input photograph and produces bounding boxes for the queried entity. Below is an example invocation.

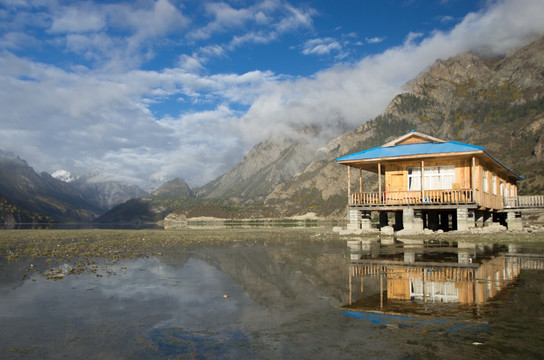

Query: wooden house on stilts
[336,131,525,232]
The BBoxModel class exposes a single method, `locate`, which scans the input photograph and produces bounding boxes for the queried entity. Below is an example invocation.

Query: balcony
[504,195,544,209]
[349,189,475,207]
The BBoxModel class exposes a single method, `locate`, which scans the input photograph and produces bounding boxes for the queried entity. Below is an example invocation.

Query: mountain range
[54,170,146,211]
[0,156,147,224]
[0,150,101,224]
[2,35,544,224]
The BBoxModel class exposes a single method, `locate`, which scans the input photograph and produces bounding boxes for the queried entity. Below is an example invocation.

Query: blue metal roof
[336,140,523,179]
[336,141,484,162]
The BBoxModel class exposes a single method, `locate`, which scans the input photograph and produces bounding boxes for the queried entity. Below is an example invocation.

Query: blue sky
[1,0,544,188]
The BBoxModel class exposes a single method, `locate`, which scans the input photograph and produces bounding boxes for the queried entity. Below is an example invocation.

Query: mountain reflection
[345,238,544,317]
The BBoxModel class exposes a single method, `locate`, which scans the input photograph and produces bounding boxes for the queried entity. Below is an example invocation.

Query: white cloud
[177,45,227,73]
[0,31,38,49]
[126,0,189,40]
[178,54,204,73]
[229,30,277,49]
[199,44,226,58]
[189,0,314,50]
[365,36,385,44]
[276,3,315,33]
[302,38,342,56]
[439,15,454,23]
[49,5,106,33]
[444,0,544,55]
[404,31,424,46]
[189,1,267,40]
[64,32,118,62]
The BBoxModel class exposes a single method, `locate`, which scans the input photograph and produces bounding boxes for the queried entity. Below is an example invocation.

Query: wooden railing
[350,189,474,206]
[504,196,544,208]
[474,190,503,210]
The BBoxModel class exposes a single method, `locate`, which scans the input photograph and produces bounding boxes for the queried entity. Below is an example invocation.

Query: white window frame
[410,279,459,303]
[492,174,497,195]
[407,165,455,191]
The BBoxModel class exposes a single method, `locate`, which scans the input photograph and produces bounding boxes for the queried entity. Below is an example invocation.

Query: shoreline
[2,227,543,280]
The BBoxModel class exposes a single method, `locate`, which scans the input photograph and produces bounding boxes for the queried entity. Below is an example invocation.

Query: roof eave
[337,149,523,180]
[336,150,485,165]
[479,151,524,180]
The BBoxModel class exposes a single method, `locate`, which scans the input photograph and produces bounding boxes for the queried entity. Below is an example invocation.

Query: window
[483,168,488,193]
[492,174,497,195]
[407,166,455,191]
[408,167,421,191]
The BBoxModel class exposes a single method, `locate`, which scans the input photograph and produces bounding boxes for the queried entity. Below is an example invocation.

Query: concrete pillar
[458,242,476,264]
[402,208,413,231]
[456,208,474,231]
[361,211,372,231]
[508,243,520,253]
[506,211,523,231]
[403,208,423,231]
[347,208,362,231]
[347,240,362,261]
[404,251,415,264]
[414,210,424,231]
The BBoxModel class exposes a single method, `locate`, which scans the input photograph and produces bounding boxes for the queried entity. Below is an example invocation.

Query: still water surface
[1,234,544,359]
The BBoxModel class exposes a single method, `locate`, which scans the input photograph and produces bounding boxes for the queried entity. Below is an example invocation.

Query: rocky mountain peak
[427,53,491,86]
[52,169,79,183]
[493,35,544,91]
[152,177,193,199]
[51,169,147,211]
[0,149,28,167]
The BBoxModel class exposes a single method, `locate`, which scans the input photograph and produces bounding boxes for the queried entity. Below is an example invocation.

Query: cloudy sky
[1,0,543,189]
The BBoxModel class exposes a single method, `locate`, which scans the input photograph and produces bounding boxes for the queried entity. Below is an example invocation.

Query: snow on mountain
[50,169,147,211]
[51,169,79,183]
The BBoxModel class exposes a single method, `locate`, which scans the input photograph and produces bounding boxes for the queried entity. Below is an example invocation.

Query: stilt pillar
[402,208,423,231]
[361,211,372,231]
[347,208,362,231]
[506,211,523,231]
[456,208,475,231]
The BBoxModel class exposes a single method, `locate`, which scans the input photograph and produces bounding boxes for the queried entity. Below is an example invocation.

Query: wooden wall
[381,156,518,209]
[384,158,473,192]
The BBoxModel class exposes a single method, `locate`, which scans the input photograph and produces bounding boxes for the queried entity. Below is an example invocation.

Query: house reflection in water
[345,238,544,316]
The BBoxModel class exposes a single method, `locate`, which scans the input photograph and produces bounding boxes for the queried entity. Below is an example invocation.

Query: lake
[1,229,544,359]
